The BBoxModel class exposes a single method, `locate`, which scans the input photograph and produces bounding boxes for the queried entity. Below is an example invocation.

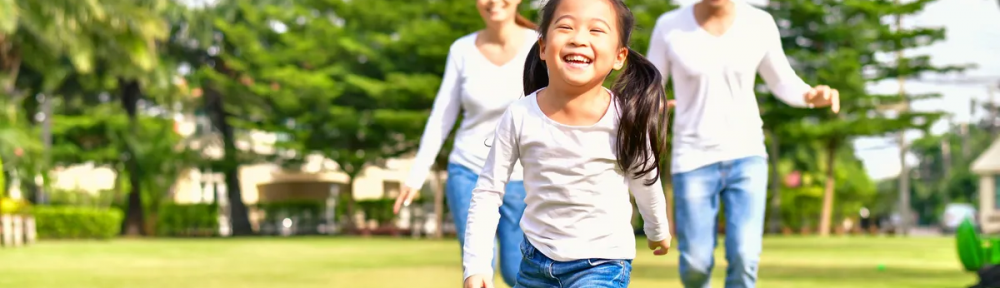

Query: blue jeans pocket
[586,258,621,267]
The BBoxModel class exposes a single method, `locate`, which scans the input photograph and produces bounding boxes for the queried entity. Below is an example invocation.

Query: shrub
[33,206,123,240]
[156,203,219,237]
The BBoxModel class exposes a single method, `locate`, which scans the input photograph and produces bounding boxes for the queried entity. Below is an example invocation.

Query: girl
[392,0,537,286]
[463,0,672,287]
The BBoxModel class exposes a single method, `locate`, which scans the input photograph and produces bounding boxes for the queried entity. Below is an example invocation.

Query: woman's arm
[404,45,464,190]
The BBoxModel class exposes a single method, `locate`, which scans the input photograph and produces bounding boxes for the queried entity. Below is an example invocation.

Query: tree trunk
[119,79,145,236]
[432,164,445,239]
[343,176,357,234]
[0,35,21,95]
[204,87,253,236]
[766,130,782,234]
[818,139,838,237]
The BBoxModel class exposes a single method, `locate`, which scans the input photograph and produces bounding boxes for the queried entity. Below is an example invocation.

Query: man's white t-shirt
[646,2,813,173]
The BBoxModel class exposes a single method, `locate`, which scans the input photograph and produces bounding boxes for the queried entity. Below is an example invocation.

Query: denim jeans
[446,163,527,287]
[514,236,632,288]
[672,156,769,288]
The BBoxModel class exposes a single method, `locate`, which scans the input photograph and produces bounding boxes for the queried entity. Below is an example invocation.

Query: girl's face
[476,0,523,25]
[538,0,627,89]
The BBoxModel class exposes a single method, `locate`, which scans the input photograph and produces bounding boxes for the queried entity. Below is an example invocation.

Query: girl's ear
[538,39,547,62]
[613,47,628,70]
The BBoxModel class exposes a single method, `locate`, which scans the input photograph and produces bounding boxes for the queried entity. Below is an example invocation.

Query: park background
[1,0,999,287]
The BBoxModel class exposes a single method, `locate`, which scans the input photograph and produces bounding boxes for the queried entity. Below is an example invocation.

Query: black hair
[523,0,669,185]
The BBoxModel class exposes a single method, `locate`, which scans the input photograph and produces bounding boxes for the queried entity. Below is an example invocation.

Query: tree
[766,0,966,236]
[1,0,171,237]
[169,0,262,236]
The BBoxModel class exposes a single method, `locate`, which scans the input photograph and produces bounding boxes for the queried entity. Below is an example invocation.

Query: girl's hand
[804,85,840,113]
[648,239,670,256]
[464,275,493,288]
[392,185,418,214]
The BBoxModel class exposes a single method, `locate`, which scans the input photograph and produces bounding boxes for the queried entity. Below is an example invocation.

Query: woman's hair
[515,14,538,30]
[522,0,668,186]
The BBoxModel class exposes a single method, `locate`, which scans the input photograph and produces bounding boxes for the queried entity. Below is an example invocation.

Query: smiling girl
[461,0,673,287]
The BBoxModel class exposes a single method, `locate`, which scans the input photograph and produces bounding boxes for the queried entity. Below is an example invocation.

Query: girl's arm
[462,107,520,282]
[404,45,464,189]
[757,16,813,108]
[628,157,672,243]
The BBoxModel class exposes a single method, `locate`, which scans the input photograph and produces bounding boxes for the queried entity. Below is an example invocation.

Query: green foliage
[32,206,123,239]
[46,189,117,208]
[156,203,219,237]
[2,0,169,76]
[356,199,396,226]
[902,122,994,224]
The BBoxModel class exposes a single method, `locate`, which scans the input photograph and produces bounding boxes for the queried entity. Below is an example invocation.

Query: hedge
[156,203,219,237]
[32,206,123,240]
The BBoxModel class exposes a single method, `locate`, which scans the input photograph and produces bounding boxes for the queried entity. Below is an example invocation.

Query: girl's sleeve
[404,44,464,189]
[627,145,672,243]
[462,106,521,281]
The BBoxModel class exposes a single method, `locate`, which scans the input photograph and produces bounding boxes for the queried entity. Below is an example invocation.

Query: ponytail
[613,47,669,186]
[514,14,538,30]
[522,41,548,95]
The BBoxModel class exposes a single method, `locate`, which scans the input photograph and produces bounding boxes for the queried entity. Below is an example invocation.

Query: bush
[356,199,395,226]
[0,197,31,215]
[156,203,219,237]
[33,206,123,240]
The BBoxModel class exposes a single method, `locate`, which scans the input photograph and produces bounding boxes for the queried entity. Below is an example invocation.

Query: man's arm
[757,16,812,108]
[646,16,671,87]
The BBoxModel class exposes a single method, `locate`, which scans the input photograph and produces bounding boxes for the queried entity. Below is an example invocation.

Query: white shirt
[404,29,539,189]
[462,91,672,281]
[646,3,812,174]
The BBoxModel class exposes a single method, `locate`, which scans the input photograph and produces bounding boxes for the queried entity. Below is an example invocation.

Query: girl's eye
[557,25,572,30]
[590,29,605,33]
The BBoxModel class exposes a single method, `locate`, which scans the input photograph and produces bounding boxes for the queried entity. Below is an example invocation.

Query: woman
[391,0,537,286]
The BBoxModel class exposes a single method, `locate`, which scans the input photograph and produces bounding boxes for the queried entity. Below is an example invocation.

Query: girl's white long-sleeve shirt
[646,2,813,174]
[462,91,672,281]
[404,29,539,189]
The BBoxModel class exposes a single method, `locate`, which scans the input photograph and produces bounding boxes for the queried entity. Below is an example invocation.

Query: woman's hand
[392,185,419,214]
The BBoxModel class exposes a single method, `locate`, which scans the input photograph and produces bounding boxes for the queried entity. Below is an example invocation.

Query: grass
[0,235,974,288]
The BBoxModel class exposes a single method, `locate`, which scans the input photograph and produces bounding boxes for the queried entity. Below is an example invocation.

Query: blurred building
[973,136,1000,233]
[45,111,443,206]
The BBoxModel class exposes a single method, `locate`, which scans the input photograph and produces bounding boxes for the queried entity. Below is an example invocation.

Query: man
[646,0,839,287]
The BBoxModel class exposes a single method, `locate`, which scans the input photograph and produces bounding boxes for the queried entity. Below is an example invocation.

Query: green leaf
[0,0,17,34]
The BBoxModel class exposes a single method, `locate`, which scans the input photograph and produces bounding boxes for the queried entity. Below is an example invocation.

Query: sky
[675,0,1000,180]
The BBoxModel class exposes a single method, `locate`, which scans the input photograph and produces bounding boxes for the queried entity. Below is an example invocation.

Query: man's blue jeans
[672,156,769,288]
[446,163,527,287]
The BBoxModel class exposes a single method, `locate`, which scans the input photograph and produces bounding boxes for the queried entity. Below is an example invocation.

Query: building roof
[973,136,1000,174]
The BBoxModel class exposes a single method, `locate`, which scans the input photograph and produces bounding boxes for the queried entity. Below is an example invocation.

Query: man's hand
[392,185,418,214]
[464,275,493,288]
[659,100,676,112]
[803,85,840,113]
[648,239,670,256]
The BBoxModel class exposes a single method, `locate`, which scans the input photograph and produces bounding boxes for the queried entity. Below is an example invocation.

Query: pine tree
[765,0,967,236]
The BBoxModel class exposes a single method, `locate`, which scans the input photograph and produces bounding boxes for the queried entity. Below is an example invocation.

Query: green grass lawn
[0,235,973,288]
